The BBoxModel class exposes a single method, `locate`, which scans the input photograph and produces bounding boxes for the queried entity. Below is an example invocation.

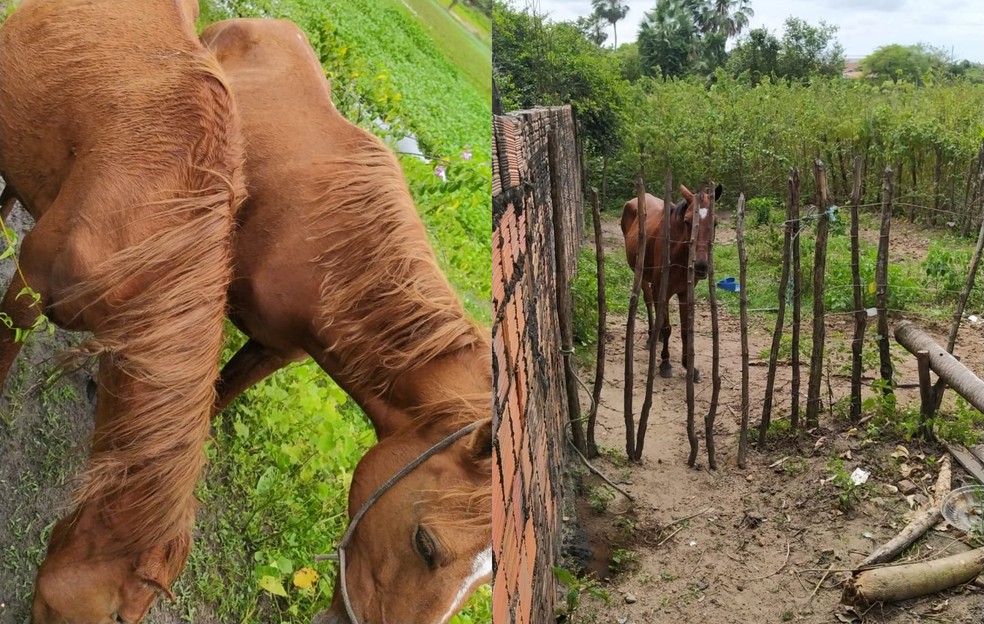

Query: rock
[898,479,919,495]
[624,593,637,604]
[697,579,710,591]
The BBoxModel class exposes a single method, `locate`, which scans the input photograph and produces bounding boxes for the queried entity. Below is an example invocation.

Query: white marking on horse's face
[699,207,708,221]
[438,546,492,624]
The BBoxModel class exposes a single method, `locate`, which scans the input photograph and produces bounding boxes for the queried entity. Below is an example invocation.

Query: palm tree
[591,0,630,48]
[576,13,609,47]
[708,0,754,38]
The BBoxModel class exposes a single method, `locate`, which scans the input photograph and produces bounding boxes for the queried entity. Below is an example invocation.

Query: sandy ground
[567,215,984,624]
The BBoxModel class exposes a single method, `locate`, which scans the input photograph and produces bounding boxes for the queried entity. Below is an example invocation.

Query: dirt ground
[569,215,984,624]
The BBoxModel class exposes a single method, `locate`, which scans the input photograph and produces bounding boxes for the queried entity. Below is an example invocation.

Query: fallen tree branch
[860,507,941,568]
[568,439,635,501]
[842,547,984,608]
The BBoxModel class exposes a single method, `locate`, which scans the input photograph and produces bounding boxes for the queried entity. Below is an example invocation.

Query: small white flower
[434,165,446,182]
[461,148,472,161]
[947,221,956,227]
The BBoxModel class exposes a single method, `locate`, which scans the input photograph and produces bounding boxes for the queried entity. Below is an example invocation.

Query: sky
[524,0,984,63]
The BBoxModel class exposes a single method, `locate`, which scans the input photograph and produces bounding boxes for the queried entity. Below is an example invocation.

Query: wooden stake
[790,170,802,429]
[806,160,830,429]
[549,124,584,452]
[737,194,751,468]
[587,187,606,458]
[624,174,647,459]
[635,170,673,461]
[686,192,700,467]
[876,167,895,397]
[759,170,794,446]
[849,156,866,422]
[916,350,934,440]
[705,185,719,470]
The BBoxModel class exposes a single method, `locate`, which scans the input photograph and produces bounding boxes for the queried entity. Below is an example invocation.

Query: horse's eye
[414,526,437,569]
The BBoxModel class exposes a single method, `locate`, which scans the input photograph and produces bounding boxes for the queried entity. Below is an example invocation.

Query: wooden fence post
[737,194,751,468]
[685,192,700,467]
[587,187,606,458]
[759,170,794,446]
[916,350,935,439]
[705,186,720,470]
[849,156,866,422]
[806,159,831,429]
[790,170,802,429]
[876,167,895,397]
[624,175,647,459]
[549,123,584,452]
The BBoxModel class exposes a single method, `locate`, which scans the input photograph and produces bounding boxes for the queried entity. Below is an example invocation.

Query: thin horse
[200,19,491,624]
[622,184,722,380]
[0,1,245,622]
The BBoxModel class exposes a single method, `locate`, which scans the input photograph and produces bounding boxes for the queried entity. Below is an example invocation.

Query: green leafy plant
[554,567,610,622]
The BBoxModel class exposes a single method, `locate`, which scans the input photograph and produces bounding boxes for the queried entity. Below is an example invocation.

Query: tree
[575,13,609,47]
[591,0,629,48]
[776,17,844,81]
[707,0,754,37]
[638,0,697,77]
[726,27,780,84]
[493,3,626,154]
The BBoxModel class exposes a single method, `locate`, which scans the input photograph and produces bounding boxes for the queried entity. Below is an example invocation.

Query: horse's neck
[375,343,488,438]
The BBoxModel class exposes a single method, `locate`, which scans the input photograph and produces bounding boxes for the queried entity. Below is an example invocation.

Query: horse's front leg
[659,294,673,379]
[679,298,700,382]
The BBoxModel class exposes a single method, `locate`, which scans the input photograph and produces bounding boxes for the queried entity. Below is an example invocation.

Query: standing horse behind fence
[200,19,491,624]
[0,0,245,622]
[622,184,722,381]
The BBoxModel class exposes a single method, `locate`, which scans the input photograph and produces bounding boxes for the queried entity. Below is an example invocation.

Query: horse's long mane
[408,392,492,532]
[305,135,486,395]
[56,61,245,557]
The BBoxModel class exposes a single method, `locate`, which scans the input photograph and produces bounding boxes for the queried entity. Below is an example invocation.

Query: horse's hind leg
[643,280,655,341]
[679,298,700,382]
[214,338,297,416]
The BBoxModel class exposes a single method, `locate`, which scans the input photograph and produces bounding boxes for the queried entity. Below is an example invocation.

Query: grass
[386,0,491,98]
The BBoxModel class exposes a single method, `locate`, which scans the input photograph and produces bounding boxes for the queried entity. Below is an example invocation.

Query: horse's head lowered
[313,416,493,624]
[31,499,189,624]
[678,183,722,280]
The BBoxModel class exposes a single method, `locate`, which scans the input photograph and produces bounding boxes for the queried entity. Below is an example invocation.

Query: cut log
[894,321,984,413]
[843,548,984,608]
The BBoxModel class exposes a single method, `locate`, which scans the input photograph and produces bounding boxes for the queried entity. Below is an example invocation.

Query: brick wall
[492,105,583,624]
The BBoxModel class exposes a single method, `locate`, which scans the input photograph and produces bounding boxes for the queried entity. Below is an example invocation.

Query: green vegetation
[554,567,611,622]
[494,2,984,218]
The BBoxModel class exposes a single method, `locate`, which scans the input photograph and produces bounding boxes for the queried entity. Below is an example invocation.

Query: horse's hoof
[659,363,673,379]
[86,376,98,403]
[693,369,702,383]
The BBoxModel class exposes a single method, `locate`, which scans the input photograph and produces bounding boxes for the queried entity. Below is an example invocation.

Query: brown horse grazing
[200,18,491,623]
[0,1,245,622]
[622,184,722,381]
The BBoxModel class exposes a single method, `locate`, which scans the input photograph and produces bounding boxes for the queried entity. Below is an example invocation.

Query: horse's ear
[133,536,188,601]
[679,185,694,203]
[714,184,723,201]
[466,418,493,462]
